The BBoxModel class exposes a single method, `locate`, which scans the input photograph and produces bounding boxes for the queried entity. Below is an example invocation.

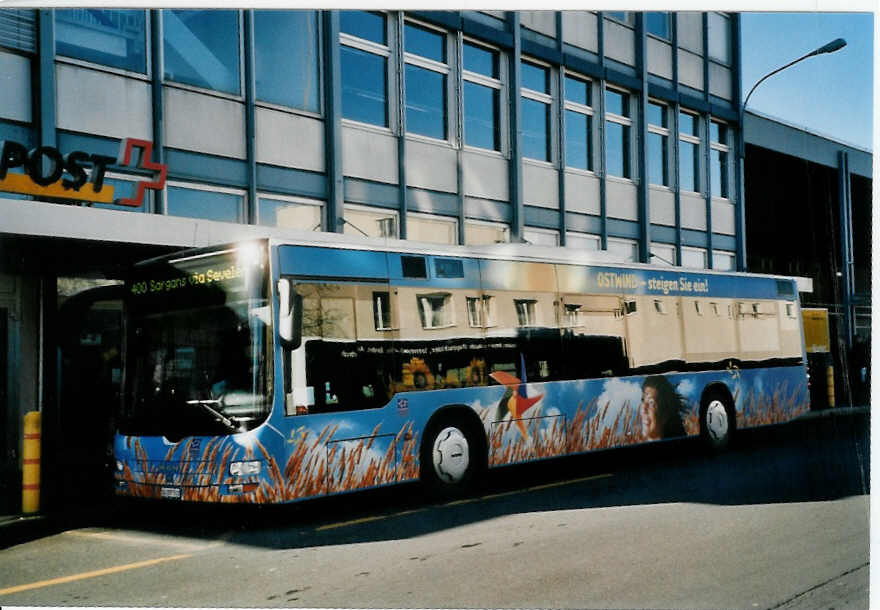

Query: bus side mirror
[278,279,302,350]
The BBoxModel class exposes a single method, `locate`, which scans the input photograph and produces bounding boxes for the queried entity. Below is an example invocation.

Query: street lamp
[743,38,847,110]
[735,37,847,271]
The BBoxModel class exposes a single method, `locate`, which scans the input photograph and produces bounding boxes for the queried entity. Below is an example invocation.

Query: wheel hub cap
[706,400,729,441]
[433,427,470,483]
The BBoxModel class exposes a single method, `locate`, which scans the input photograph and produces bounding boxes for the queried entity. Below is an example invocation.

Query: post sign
[0,137,167,207]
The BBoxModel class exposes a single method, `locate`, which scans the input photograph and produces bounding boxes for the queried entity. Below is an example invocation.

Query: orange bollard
[22,411,41,514]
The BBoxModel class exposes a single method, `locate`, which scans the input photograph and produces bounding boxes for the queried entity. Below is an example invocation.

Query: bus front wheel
[700,389,735,451]
[420,415,484,496]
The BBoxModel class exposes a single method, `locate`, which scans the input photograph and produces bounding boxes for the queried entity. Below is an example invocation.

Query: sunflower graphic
[402,357,435,390]
[465,357,486,386]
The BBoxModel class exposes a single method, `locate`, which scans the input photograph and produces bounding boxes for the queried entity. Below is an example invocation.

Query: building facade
[1,9,744,261]
[743,110,871,406]
[0,8,746,512]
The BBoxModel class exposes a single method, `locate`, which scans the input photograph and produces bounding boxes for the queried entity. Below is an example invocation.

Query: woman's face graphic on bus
[640,385,661,441]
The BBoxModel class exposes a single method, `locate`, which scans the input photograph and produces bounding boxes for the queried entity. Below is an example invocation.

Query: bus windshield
[120,246,272,441]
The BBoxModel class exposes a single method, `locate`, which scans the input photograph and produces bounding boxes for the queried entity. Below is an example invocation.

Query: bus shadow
[107,411,869,550]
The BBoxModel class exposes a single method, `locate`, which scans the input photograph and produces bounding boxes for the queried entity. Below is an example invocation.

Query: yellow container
[802,308,831,354]
[22,411,41,514]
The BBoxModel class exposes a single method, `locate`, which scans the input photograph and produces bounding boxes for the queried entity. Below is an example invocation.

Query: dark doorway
[57,284,124,509]
[0,308,13,514]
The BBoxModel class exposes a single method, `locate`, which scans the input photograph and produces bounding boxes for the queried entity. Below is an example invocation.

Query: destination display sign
[567,266,795,300]
[126,249,264,316]
[129,261,244,298]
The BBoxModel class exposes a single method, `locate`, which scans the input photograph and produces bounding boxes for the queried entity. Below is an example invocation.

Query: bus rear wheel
[700,390,735,451]
[420,415,484,497]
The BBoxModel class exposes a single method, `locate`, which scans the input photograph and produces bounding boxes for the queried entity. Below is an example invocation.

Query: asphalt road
[0,411,869,609]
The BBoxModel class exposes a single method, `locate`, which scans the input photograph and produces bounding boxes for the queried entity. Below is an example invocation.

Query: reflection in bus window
[373,291,392,330]
[418,293,454,329]
[563,303,582,327]
[391,340,489,393]
[466,295,496,328]
[299,283,392,413]
[514,299,538,327]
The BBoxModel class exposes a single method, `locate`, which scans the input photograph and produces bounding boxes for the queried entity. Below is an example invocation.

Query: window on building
[521,59,552,162]
[710,120,730,199]
[56,9,147,73]
[514,299,538,327]
[418,293,454,329]
[166,184,244,223]
[681,246,708,269]
[649,243,676,266]
[343,204,398,238]
[605,12,634,26]
[645,12,671,40]
[163,10,241,95]
[679,110,700,193]
[0,9,37,54]
[406,213,457,245]
[710,121,727,144]
[258,195,323,230]
[464,220,509,245]
[607,237,639,262]
[565,232,601,250]
[647,101,669,187]
[605,88,631,179]
[404,22,448,140]
[340,10,385,43]
[523,227,559,247]
[712,250,735,271]
[708,13,731,64]
[90,174,151,213]
[564,74,593,172]
[463,41,502,151]
[255,10,320,113]
[340,11,389,127]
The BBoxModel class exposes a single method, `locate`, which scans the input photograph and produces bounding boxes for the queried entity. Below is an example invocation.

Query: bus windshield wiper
[185,399,237,432]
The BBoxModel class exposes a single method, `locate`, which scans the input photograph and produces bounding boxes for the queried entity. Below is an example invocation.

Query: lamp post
[735,37,847,271]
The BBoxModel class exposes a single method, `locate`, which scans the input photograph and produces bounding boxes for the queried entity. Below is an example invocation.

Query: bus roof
[132,228,800,286]
[263,231,798,284]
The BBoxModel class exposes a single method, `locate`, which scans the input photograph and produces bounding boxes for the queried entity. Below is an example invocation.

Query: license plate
[160,486,181,500]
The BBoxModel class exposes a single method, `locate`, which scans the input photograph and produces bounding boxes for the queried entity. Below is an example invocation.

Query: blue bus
[114,236,810,502]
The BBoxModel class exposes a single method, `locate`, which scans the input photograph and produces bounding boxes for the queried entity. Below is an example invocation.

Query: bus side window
[558,294,628,379]
[300,282,392,413]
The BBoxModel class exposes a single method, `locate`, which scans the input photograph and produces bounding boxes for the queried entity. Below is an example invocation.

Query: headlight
[229,461,261,476]
[116,460,124,471]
